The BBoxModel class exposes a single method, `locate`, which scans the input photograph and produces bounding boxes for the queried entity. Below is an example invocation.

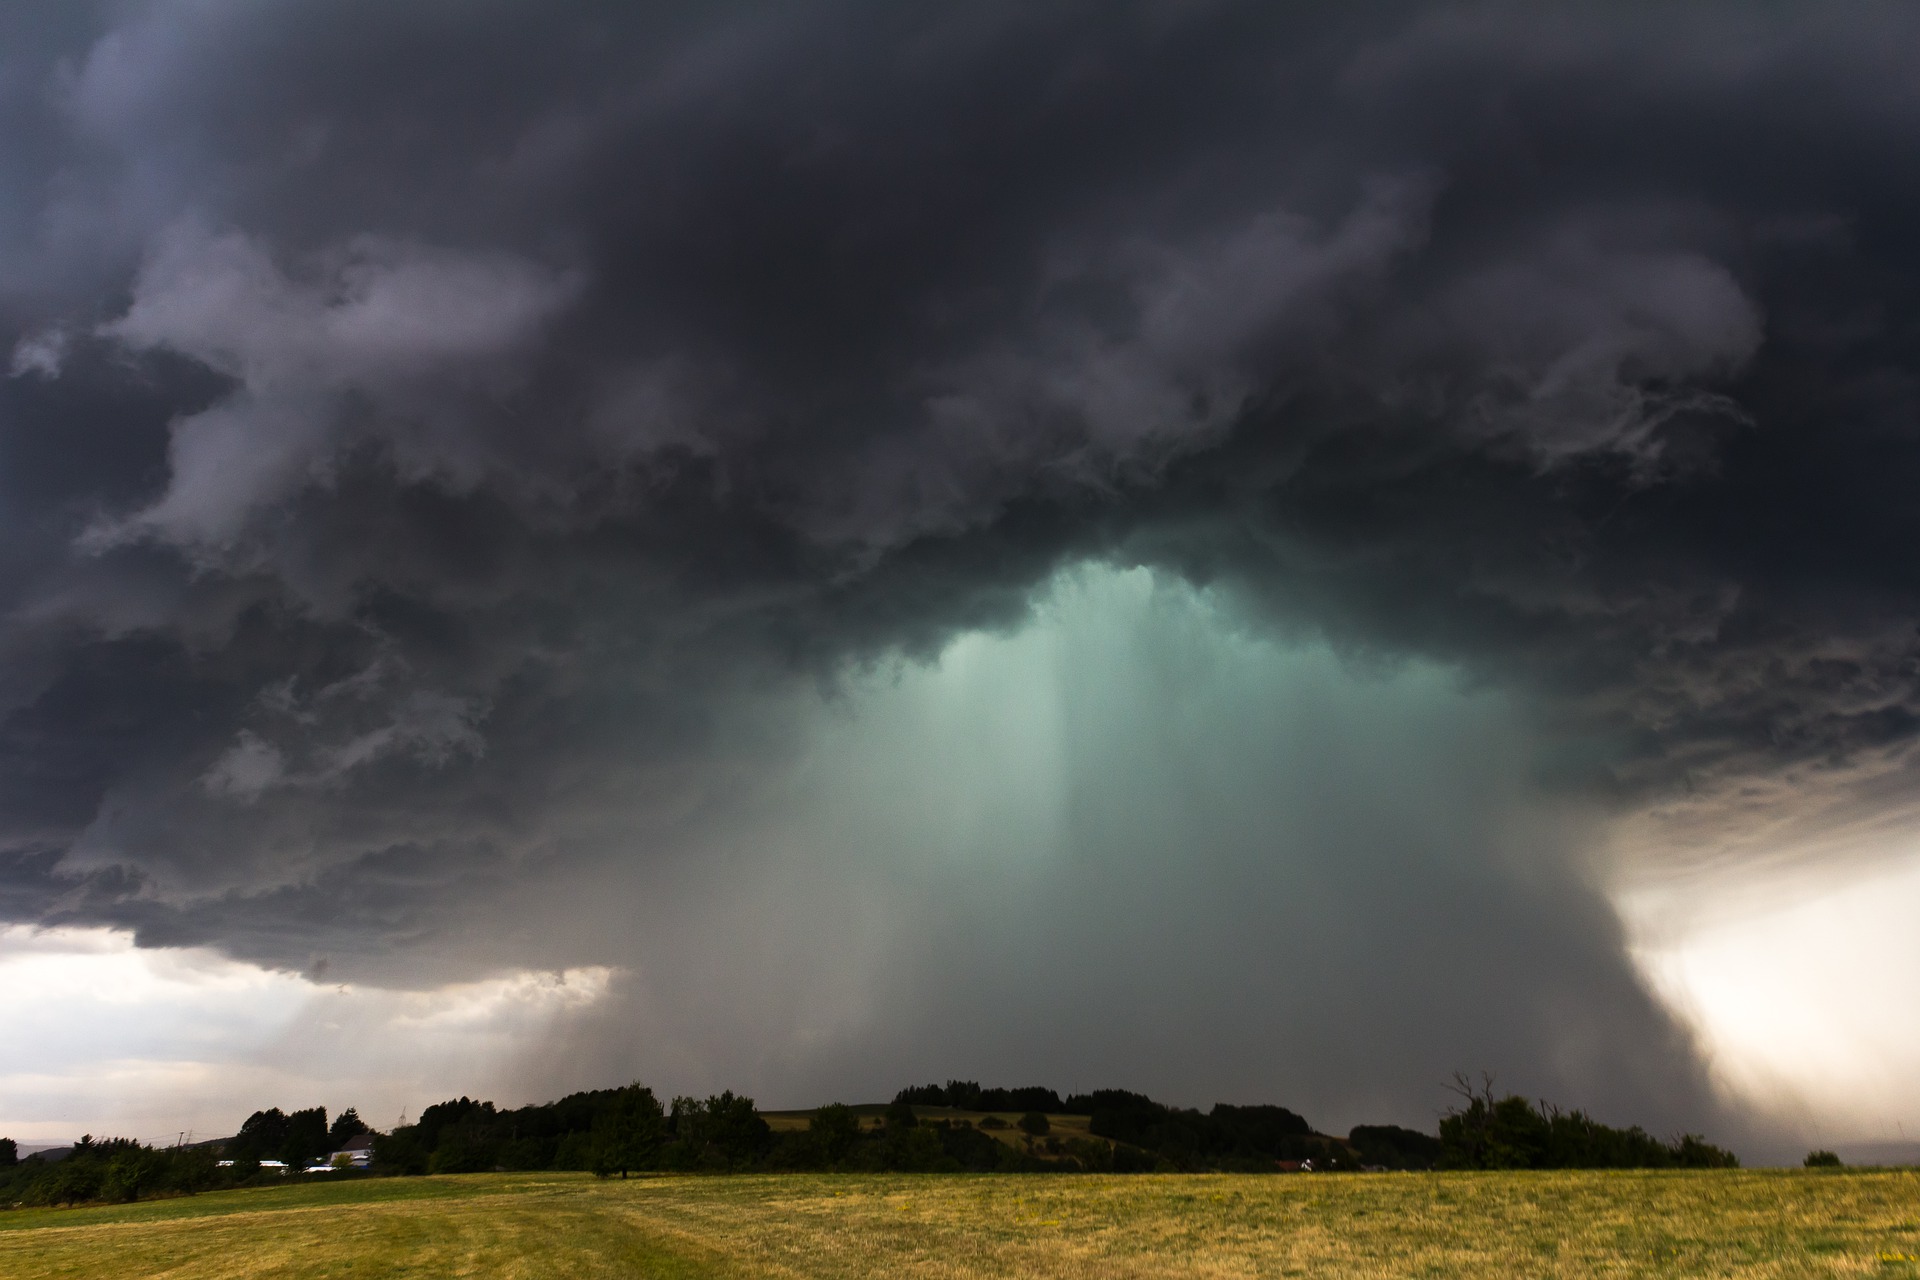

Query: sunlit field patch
[2,1168,1917,1278]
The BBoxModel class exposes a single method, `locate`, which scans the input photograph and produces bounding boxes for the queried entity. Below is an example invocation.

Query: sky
[4,1,1920,1163]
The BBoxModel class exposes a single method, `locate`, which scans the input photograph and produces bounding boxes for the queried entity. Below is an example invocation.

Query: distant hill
[890,1081,1423,1171]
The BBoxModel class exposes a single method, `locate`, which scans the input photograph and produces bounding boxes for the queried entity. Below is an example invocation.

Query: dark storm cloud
[3,1,1920,1133]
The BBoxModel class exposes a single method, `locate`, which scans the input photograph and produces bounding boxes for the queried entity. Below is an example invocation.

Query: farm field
[2,1168,1917,1279]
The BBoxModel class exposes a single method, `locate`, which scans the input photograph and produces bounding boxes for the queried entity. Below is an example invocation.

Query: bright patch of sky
[0,923,611,1145]
[1627,854,1920,1145]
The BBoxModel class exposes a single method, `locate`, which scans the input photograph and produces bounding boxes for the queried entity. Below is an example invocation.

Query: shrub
[809,1104,861,1165]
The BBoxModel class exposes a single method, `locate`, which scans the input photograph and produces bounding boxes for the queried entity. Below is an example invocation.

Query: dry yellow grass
[2,1168,1916,1278]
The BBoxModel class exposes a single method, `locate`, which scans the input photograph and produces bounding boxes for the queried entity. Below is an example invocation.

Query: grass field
[3,1168,1917,1278]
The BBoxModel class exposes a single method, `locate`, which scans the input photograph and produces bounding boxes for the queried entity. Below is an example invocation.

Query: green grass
[3,1169,1918,1278]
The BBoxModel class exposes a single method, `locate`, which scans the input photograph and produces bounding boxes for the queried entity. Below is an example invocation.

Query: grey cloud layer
[2,1,1918,1132]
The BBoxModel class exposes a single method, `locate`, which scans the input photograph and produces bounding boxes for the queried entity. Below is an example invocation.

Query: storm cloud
[4,1,1920,1146]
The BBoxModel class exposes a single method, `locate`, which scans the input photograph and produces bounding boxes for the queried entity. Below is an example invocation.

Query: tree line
[0,1105,379,1207]
[0,1136,229,1207]
[365,1082,1426,1177]
[1,1074,1740,1208]
[226,1107,370,1168]
[368,1088,1062,1176]
[1432,1074,1738,1170]
[892,1081,1468,1171]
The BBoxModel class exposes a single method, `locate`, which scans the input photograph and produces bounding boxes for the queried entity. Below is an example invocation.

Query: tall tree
[281,1107,330,1167]
[328,1108,365,1148]
[809,1104,860,1165]
[593,1084,664,1179]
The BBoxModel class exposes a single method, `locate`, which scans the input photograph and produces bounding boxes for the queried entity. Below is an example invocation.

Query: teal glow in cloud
[506,564,1719,1141]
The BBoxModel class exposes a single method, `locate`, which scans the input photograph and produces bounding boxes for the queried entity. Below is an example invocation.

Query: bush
[1349,1124,1442,1170]
[1019,1112,1050,1136]
[809,1104,861,1165]
[1804,1150,1843,1168]
[551,1132,595,1171]
[883,1126,949,1172]
[371,1128,429,1176]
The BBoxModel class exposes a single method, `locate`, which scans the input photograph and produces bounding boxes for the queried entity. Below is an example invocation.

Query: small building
[329,1132,376,1169]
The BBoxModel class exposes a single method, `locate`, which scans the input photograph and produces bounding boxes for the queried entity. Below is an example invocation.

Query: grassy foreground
[2,1169,1917,1278]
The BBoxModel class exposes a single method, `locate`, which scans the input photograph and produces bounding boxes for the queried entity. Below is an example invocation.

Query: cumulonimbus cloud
[0,1,1917,1140]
